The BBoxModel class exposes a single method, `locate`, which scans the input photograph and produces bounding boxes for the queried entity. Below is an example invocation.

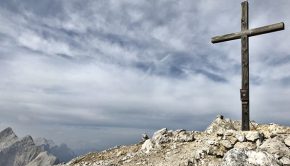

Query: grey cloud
[0,0,290,154]
[0,0,64,18]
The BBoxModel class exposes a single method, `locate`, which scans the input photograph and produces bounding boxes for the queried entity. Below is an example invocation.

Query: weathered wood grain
[211,22,284,43]
[241,1,250,131]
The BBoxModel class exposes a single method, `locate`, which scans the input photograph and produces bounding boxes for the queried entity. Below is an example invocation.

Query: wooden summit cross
[211,1,285,131]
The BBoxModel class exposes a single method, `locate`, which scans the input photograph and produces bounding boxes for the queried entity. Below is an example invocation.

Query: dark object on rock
[142,133,149,141]
[217,115,224,120]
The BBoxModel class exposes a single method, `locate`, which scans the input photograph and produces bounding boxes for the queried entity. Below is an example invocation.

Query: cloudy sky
[0,0,290,153]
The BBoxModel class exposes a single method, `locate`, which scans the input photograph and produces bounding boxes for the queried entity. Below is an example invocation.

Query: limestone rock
[152,128,170,145]
[235,132,245,142]
[151,128,194,146]
[280,157,290,165]
[224,129,235,136]
[246,150,281,166]
[220,140,233,149]
[284,135,290,147]
[256,139,262,147]
[141,139,154,154]
[153,128,167,138]
[258,123,290,139]
[173,130,194,142]
[222,148,281,166]
[194,149,207,160]
[227,136,238,145]
[234,142,256,150]
[222,148,248,166]
[245,131,261,142]
[205,116,237,134]
[206,140,218,146]
[214,146,227,157]
[259,136,290,158]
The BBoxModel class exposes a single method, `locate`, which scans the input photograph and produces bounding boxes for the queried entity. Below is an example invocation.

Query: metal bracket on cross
[240,89,249,101]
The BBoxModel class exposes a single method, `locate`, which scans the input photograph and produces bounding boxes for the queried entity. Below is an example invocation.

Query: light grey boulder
[173,131,194,142]
[234,142,257,150]
[152,128,194,145]
[205,116,237,134]
[152,128,170,144]
[235,132,245,142]
[194,149,207,160]
[259,136,290,159]
[279,157,290,165]
[141,139,154,154]
[224,130,235,136]
[245,131,261,142]
[225,135,238,145]
[284,135,290,147]
[222,148,248,166]
[220,140,233,149]
[222,148,281,166]
[152,128,167,138]
[206,140,218,146]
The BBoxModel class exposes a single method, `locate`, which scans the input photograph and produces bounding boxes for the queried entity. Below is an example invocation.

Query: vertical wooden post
[241,1,250,131]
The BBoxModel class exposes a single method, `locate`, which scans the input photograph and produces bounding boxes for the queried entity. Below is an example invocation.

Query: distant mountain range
[0,127,75,166]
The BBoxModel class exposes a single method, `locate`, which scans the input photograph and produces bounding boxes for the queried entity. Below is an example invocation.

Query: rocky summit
[57,115,290,166]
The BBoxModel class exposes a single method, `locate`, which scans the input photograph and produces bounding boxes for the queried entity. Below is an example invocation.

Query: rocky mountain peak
[34,137,56,148]
[57,115,290,166]
[20,135,35,146]
[0,127,18,150]
[0,127,16,138]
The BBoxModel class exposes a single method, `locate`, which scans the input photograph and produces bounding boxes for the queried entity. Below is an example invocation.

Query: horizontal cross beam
[211,22,284,43]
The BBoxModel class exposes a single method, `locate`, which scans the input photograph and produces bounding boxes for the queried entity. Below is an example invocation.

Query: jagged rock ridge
[57,115,290,166]
[35,138,76,163]
[0,127,56,166]
[0,127,75,166]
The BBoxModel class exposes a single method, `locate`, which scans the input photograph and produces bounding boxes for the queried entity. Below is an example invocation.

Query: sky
[0,0,290,153]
